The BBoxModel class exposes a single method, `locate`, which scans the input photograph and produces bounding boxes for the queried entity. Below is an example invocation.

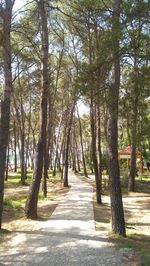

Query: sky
[77,100,89,117]
[13,0,26,12]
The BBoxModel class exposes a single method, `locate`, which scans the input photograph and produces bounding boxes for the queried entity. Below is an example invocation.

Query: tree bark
[13,86,26,184]
[5,140,10,181]
[87,13,101,203]
[25,0,48,219]
[77,109,88,177]
[128,63,139,192]
[90,99,101,204]
[42,94,53,197]
[63,102,75,187]
[107,0,126,236]
[75,137,81,173]
[13,120,17,172]
[97,105,102,204]
[0,0,14,229]
[52,116,62,176]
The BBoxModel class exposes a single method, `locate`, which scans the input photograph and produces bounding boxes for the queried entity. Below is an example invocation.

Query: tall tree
[63,100,76,187]
[107,0,126,236]
[77,109,88,177]
[25,0,49,219]
[0,0,15,230]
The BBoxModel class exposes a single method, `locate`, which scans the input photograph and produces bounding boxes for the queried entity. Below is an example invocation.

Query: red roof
[119,146,141,155]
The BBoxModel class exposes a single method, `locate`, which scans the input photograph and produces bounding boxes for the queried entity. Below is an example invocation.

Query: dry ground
[0,179,69,245]
[77,173,150,265]
[1,173,150,265]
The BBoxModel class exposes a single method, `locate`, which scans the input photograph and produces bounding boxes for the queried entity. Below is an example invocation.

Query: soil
[78,173,150,239]
[1,173,150,265]
[1,181,69,237]
[77,173,150,265]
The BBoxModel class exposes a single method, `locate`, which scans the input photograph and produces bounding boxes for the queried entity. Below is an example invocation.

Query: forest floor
[80,173,150,266]
[1,173,69,235]
[0,171,150,265]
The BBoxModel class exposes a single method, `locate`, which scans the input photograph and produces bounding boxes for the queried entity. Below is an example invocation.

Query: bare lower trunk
[90,100,101,204]
[107,0,126,236]
[43,94,53,192]
[14,121,17,172]
[63,138,69,187]
[0,0,14,229]
[42,144,48,198]
[20,134,26,185]
[77,109,88,177]
[5,142,10,181]
[128,146,136,191]
[63,103,75,187]
[25,0,48,219]
[97,105,102,204]
[128,63,139,192]
[128,112,137,192]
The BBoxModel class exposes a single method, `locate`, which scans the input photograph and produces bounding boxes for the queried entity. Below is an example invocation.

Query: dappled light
[0,172,133,266]
[0,0,149,265]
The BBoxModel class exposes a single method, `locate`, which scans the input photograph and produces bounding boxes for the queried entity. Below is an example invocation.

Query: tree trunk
[31,131,36,169]
[97,105,102,204]
[52,116,62,176]
[107,0,126,236]
[77,109,88,177]
[63,103,75,187]
[42,145,48,198]
[128,106,137,192]
[13,93,26,184]
[0,0,14,230]
[75,138,81,173]
[25,89,32,176]
[13,120,17,172]
[25,0,48,219]
[128,64,139,192]
[5,141,10,181]
[63,137,69,187]
[53,148,58,176]
[128,146,136,191]
[20,133,26,184]
[61,137,65,180]
[87,13,101,203]
[42,94,53,196]
[90,99,101,204]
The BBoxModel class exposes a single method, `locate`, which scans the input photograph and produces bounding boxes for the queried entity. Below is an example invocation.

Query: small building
[118,146,142,169]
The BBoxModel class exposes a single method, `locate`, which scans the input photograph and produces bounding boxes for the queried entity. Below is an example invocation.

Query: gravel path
[0,170,134,266]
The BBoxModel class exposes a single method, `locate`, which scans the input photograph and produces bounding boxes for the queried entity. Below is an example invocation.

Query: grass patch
[137,175,150,181]
[4,171,32,189]
[14,210,24,219]
[134,179,150,193]
[111,232,150,266]
[140,249,150,266]
[17,194,27,201]
[48,170,62,181]
[4,172,21,189]
[3,197,25,221]
[3,197,21,208]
